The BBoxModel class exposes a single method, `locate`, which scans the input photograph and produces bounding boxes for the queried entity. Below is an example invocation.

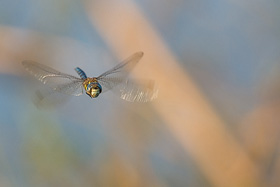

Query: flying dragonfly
[22,52,158,106]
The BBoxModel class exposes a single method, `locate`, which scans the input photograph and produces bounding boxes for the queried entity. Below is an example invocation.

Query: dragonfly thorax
[83,78,102,98]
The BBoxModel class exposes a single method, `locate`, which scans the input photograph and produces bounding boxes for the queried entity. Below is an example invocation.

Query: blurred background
[0,0,280,186]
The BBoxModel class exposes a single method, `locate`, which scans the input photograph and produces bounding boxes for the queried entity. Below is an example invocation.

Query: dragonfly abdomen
[75,67,87,79]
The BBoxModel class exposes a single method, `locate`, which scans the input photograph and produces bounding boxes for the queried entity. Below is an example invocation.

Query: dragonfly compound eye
[85,82,102,98]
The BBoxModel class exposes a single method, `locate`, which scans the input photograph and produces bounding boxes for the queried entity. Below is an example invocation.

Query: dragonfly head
[84,79,102,98]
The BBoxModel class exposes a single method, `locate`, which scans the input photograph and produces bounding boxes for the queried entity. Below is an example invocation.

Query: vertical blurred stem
[84,0,260,186]
[239,102,280,185]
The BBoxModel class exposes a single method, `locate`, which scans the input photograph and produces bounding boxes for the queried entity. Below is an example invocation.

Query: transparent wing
[97,51,158,102]
[98,51,143,78]
[98,78,158,102]
[97,52,144,92]
[33,89,72,109]
[22,60,84,96]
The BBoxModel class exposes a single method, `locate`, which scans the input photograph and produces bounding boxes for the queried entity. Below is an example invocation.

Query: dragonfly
[22,52,158,106]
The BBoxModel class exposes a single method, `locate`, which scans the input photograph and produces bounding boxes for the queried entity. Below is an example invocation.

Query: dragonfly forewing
[22,60,84,96]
